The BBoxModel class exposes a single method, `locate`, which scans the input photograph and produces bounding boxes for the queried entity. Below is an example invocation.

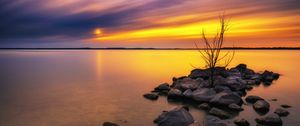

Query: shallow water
[0,50,299,126]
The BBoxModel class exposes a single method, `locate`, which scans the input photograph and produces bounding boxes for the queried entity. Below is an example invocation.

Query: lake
[0,50,300,126]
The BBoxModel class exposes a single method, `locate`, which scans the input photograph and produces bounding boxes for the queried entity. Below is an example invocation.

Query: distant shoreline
[1,47,300,50]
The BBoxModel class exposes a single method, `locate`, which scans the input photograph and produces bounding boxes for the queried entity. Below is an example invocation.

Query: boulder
[168,89,182,99]
[245,95,264,103]
[192,88,216,103]
[173,77,202,91]
[183,89,193,98]
[143,93,159,100]
[235,64,247,72]
[245,85,253,90]
[103,122,119,126]
[209,107,231,119]
[210,92,242,106]
[280,104,292,108]
[228,103,244,111]
[234,118,249,126]
[253,100,270,113]
[221,76,247,91]
[214,85,231,93]
[154,107,194,126]
[228,68,242,77]
[274,108,290,117]
[189,69,209,79]
[155,83,170,92]
[197,103,211,110]
[261,70,279,82]
[204,115,227,126]
[255,114,282,126]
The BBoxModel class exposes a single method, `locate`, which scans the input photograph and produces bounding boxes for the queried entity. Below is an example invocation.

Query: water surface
[0,50,299,126]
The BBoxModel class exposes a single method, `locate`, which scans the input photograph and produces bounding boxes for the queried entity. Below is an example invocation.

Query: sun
[94,28,102,35]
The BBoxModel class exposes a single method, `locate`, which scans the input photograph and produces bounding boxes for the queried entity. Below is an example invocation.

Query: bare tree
[195,14,235,87]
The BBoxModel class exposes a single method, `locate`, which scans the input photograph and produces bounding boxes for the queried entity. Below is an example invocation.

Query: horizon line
[1,47,300,50]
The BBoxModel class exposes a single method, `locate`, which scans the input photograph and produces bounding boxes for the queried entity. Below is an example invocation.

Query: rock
[210,92,242,106]
[274,108,290,117]
[168,89,182,99]
[221,76,247,91]
[281,104,292,108]
[204,115,227,126]
[235,64,247,72]
[261,70,279,83]
[245,85,253,90]
[173,77,202,91]
[229,68,242,77]
[189,69,209,79]
[245,80,256,85]
[143,93,159,100]
[272,73,280,80]
[155,107,194,126]
[245,95,264,103]
[103,122,119,126]
[253,100,270,113]
[192,88,216,103]
[183,89,193,98]
[228,103,244,111]
[155,83,170,92]
[234,118,249,126]
[197,103,211,110]
[209,107,231,119]
[214,86,231,93]
[269,98,277,101]
[255,114,282,126]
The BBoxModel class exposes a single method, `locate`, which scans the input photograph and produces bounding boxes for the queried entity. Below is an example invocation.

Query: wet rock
[255,114,282,126]
[228,103,244,111]
[154,83,170,92]
[197,103,211,110]
[281,104,292,108]
[183,89,193,98]
[167,89,182,99]
[154,107,194,126]
[210,92,242,106]
[103,122,119,126]
[209,107,231,119]
[143,93,159,100]
[274,108,290,117]
[204,115,227,126]
[245,95,264,103]
[253,100,270,113]
[234,118,249,126]
[192,88,216,103]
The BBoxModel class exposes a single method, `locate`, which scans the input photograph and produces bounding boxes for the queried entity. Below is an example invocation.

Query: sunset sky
[1,0,300,48]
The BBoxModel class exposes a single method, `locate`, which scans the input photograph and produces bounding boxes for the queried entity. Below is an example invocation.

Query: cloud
[0,0,299,47]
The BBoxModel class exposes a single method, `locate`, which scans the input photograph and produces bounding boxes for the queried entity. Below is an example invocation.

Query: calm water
[0,50,300,126]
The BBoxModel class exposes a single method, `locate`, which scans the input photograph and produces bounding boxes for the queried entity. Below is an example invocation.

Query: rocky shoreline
[142,63,291,126]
